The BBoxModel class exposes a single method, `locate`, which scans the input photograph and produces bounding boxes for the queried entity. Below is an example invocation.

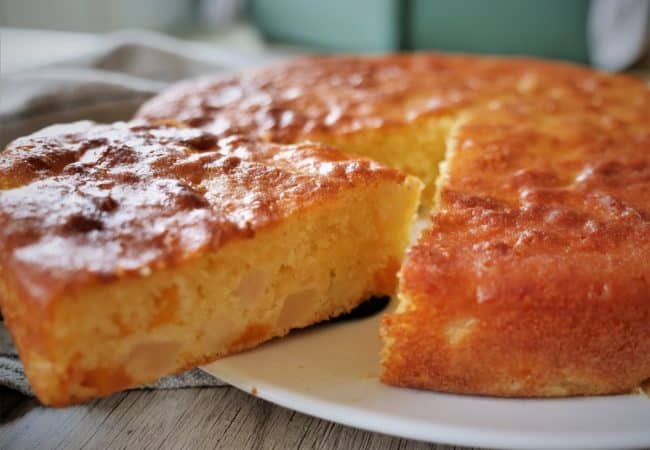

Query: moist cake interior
[17,181,418,404]
[0,122,422,405]
[307,116,456,208]
[274,105,650,396]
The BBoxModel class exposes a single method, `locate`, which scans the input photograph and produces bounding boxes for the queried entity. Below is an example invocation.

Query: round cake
[137,54,650,397]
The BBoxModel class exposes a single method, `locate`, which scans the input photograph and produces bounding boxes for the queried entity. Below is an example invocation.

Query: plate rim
[202,301,650,450]
[204,361,650,449]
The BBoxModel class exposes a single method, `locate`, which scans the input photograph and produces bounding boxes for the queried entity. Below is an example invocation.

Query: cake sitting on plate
[1,53,648,405]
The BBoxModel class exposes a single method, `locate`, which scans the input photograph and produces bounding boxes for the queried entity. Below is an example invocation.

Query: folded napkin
[0,30,282,396]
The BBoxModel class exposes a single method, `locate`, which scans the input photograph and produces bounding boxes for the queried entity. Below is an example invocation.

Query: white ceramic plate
[203,299,650,449]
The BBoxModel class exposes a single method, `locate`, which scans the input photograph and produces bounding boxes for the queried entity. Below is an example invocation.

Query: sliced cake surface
[137,53,650,396]
[0,121,421,405]
[384,96,650,397]
[136,54,649,205]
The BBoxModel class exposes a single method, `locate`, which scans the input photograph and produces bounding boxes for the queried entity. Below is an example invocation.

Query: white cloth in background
[0,30,275,147]
[0,30,282,397]
[589,0,650,71]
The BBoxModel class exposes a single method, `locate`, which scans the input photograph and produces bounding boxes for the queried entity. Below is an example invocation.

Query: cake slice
[381,97,650,396]
[0,121,421,406]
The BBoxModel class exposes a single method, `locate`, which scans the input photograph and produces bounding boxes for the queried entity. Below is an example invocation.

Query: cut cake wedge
[0,121,421,405]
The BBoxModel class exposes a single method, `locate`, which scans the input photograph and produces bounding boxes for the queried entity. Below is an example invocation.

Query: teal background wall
[249,0,591,63]
[406,0,589,63]
[249,0,402,52]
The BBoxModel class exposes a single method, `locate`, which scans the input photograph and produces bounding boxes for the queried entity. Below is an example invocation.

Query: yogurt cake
[0,121,421,405]
[138,54,650,397]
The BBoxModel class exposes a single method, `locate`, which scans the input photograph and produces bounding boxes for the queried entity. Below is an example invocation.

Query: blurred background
[1,0,648,146]
[1,0,649,73]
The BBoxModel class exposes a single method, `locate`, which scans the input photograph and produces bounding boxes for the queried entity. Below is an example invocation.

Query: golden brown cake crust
[137,53,650,396]
[387,173,650,396]
[0,121,405,308]
[135,53,645,142]
[383,69,650,396]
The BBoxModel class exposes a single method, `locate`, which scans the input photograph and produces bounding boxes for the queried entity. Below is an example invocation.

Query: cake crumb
[251,387,258,396]
[640,380,650,398]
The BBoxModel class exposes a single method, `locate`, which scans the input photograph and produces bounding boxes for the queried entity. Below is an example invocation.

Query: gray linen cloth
[0,30,280,396]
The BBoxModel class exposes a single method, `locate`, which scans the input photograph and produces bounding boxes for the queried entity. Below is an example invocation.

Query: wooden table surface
[0,386,477,449]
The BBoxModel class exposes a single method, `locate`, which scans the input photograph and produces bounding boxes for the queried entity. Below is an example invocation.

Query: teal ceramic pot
[248,0,590,63]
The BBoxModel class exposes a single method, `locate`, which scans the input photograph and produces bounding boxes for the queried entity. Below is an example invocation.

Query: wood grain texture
[0,387,476,450]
